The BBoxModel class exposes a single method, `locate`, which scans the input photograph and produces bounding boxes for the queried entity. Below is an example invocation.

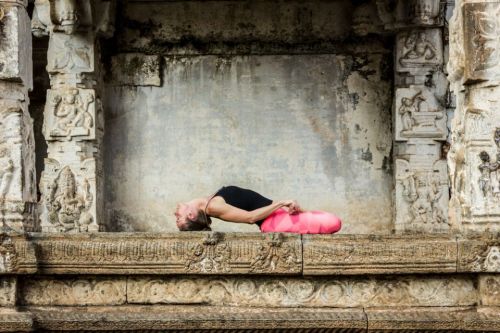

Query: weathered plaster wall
[103,0,393,233]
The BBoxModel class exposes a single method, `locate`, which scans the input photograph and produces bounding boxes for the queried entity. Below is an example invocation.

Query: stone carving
[409,0,442,25]
[250,233,299,273]
[185,233,231,273]
[469,246,500,272]
[477,129,500,198]
[396,89,445,140]
[463,2,500,81]
[44,166,94,233]
[124,275,477,308]
[0,235,16,273]
[31,233,302,274]
[47,31,94,74]
[0,146,14,200]
[395,158,449,231]
[396,29,442,72]
[458,237,500,273]
[44,88,95,140]
[20,277,126,306]
[0,278,16,306]
[303,235,457,274]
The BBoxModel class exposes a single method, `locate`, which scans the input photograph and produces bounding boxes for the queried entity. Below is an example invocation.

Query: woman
[174,185,342,234]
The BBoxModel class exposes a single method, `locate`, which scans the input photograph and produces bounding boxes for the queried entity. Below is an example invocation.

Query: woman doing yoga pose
[174,186,342,234]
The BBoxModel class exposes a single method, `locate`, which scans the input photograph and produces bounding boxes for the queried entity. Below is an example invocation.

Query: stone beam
[448,0,500,232]
[0,0,37,232]
[32,0,115,233]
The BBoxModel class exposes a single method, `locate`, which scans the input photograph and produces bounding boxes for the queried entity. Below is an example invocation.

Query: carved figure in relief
[184,233,231,273]
[47,166,93,232]
[411,0,435,24]
[478,151,499,198]
[398,91,443,137]
[402,174,447,225]
[51,38,91,71]
[49,89,94,139]
[0,147,14,200]
[400,32,437,66]
[174,186,341,234]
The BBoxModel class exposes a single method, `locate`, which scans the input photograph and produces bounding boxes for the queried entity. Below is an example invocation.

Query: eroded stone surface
[111,54,161,86]
[479,274,500,306]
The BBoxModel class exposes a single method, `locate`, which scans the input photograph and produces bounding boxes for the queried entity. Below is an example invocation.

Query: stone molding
[4,305,497,332]
[0,232,491,275]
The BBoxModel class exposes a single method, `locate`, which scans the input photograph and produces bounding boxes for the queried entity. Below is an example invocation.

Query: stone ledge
[12,306,500,332]
[25,305,367,332]
[1,232,498,276]
[0,308,33,333]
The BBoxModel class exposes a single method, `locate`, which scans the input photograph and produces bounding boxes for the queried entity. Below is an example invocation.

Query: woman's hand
[281,200,302,215]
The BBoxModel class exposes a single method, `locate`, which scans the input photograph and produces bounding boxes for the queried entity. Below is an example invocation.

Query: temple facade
[0,0,499,331]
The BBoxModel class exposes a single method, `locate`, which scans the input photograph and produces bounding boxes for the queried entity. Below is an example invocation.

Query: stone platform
[0,232,499,332]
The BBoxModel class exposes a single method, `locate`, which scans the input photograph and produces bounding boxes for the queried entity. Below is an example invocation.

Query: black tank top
[212,186,273,226]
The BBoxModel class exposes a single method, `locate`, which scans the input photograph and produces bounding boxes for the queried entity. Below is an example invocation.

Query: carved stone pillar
[32,0,114,232]
[448,0,500,232]
[389,0,451,233]
[0,0,37,232]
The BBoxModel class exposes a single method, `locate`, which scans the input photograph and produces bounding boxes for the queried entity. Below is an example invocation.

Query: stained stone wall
[104,0,393,233]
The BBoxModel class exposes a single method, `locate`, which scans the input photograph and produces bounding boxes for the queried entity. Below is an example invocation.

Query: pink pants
[260,209,342,234]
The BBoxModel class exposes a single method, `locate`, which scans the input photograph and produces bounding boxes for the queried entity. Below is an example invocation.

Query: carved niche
[463,2,500,82]
[44,88,95,141]
[395,88,446,141]
[40,159,98,233]
[396,29,443,73]
[395,158,449,231]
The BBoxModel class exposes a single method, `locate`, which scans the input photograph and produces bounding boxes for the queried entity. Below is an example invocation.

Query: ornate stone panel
[463,2,500,82]
[396,28,443,74]
[395,88,447,141]
[458,236,500,273]
[19,277,127,306]
[30,233,302,275]
[302,235,457,275]
[126,275,476,308]
[479,274,500,306]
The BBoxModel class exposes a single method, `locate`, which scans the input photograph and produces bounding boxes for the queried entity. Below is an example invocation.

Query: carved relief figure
[0,146,14,200]
[400,31,437,66]
[401,173,447,225]
[50,0,79,34]
[47,166,93,232]
[398,91,443,137]
[185,233,232,273]
[49,89,94,139]
[50,35,91,71]
[478,151,499,198]
[0,235,16,273]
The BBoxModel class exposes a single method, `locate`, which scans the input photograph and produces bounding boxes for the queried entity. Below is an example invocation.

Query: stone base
[0,308,33,332]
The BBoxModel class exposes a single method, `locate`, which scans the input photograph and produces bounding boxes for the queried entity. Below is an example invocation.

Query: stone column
[448,0,500,232]
[390,0,451,233]
[0,0,37,232]
[32,0,114,232]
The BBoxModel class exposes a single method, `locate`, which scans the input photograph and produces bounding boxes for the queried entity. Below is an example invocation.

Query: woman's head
[174,202,212,231]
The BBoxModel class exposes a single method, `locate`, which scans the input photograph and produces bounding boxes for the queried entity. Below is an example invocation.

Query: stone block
[0,234,37,275]
[28,305,367,332]
[47,31,95,75]
[127,275,476,308]
[0,4,32,88]
[479,274,500,306]
[19,277,127,306]
[111,54,161,86]
[31,232,302,275]
[302,235,457,275]
[458,236,500,273]
[0,308,33,332]
[462,307,500,332]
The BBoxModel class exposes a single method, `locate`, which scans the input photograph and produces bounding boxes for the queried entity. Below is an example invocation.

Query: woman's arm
[207,198,296,224]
